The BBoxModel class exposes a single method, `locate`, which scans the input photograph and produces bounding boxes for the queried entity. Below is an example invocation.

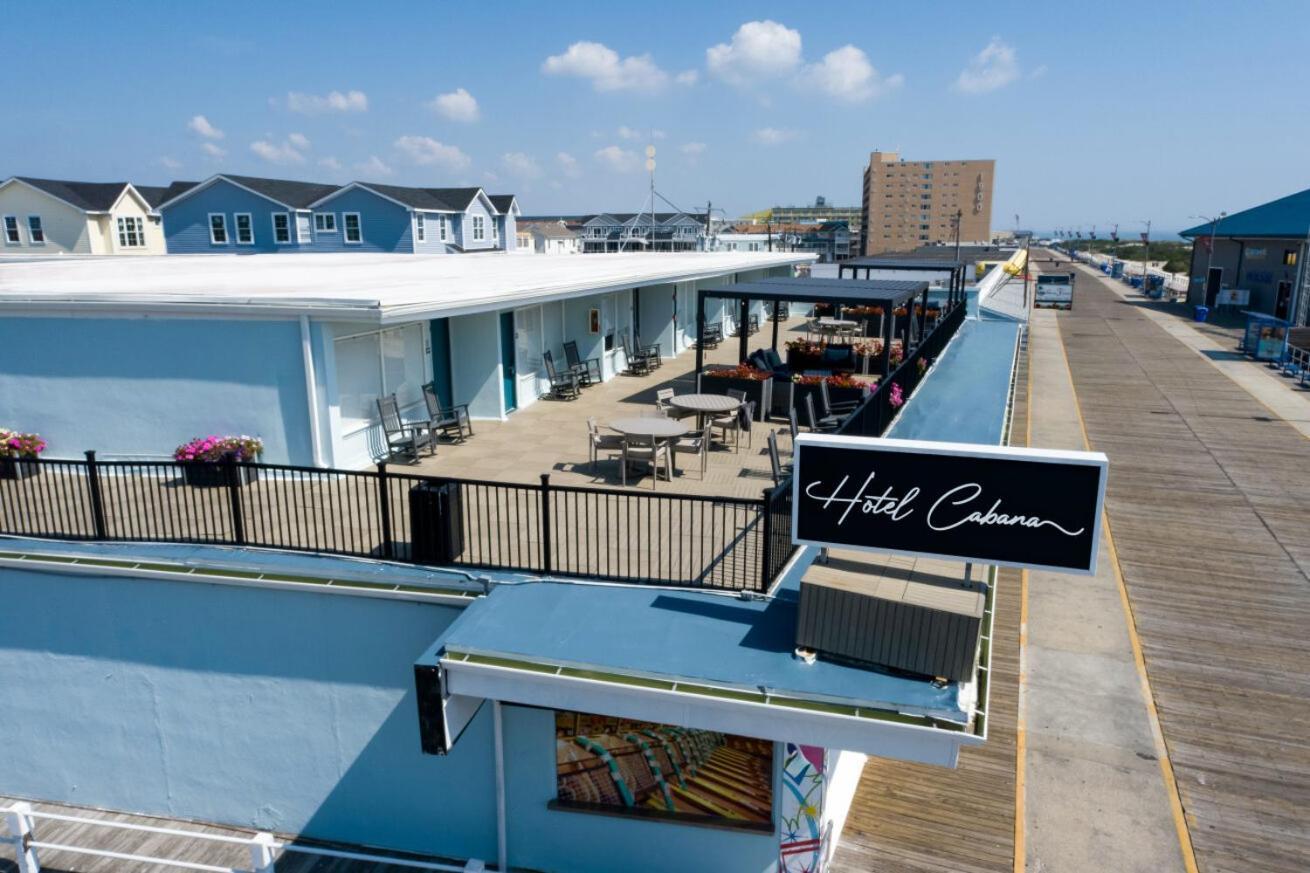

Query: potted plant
[784,338,824,371]
[703,364,773,421]
[174,435,264,487]
[0,429,46,480]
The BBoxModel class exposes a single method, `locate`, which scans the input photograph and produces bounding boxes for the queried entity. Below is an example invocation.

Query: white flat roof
[0,251,815,323]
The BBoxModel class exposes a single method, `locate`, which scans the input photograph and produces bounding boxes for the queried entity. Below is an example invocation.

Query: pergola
[837,257,967,310]
[695,277,930,387]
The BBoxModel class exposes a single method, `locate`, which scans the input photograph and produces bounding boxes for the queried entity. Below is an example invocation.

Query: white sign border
[791,434,1109,576]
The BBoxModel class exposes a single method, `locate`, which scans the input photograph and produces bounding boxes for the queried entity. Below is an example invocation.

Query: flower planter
[0,458,39,480]
[701,374,773,421]
[180,463,260,488]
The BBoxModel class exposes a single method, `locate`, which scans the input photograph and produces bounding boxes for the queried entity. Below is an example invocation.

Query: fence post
[248,831,276,873]
[83,450,108,540]
[224,457,246,546]
[377,462,394,560]
[4,801,40,873]
[539,474,553,573]
[759,488,774,592]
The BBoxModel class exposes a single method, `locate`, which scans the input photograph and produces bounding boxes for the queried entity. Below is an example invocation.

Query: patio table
[669,394,742,430]
[609,417,689,439]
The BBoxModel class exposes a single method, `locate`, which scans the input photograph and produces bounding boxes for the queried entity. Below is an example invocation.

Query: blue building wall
[0,564,497,862]
[413,210,455,254]
[637,283,677,358]
[308,187,416,254]
[448,311,504,419]
[458,196,498,252]
[161,179,307,254]
[0,316,313,463]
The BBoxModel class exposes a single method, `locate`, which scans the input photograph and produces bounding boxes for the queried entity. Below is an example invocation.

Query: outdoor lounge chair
[803,394,840,433]
[377,394,434,462]
[712,400,754,452]
[819,381,860,418]
[542,351,581,400]
[700,323,723,348]
[619,333,655,376]
[621,434,672,489]
[421,383,473,442]
[563,340,602,386]
[587,417,624,472]
[673,422,712,479]
[634,334,662,369]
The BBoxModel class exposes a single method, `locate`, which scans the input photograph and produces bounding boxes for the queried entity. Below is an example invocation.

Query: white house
[0,177,181,255]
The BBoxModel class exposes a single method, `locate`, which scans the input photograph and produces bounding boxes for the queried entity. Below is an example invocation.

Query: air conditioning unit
[796,550,984,682]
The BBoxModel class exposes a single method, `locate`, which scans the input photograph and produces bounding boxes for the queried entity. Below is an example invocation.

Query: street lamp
[1190,211,1226,304]
[952,208,963,262]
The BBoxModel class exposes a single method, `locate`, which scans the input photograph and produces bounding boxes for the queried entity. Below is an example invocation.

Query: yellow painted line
[1055,311,1201,873]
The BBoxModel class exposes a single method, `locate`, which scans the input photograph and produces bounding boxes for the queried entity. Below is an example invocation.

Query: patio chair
[712,400,755,452]
[619,333,654,376]
[788,406,800,445]
[587,417,624,472]
[819,381,860,419]
[655,387,692,420]
[748,314,760,335]
[700,323,723,348]
[803,394,840,433]
[542,351,581,400]
[634,334,663,369]
[673,422,712,479]
[767,430,792,486]
[377,394,433,462]
[563,340,602,386]
[421,383,473,442]
[621,434,672,489]
[726,388,748,403]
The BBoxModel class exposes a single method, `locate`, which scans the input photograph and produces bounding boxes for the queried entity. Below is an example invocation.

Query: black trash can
[409,480,464,564]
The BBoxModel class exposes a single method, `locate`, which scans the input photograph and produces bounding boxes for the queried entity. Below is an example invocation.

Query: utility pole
[1141,220,1152,291]
[704,200,712,251]
[767,219,773,252]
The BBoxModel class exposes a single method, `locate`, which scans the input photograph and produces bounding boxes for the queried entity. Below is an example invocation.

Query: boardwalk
[1057,263,1310,872]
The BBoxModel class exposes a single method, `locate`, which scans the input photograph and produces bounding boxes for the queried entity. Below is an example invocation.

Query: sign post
[792,435,1109,575]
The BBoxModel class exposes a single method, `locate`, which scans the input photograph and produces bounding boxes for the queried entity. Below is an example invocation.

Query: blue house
[158,174,519,255]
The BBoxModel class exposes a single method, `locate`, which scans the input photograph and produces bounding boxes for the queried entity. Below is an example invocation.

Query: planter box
[701,374,772,422]
[0,458,40,480]
[180,463,260,488]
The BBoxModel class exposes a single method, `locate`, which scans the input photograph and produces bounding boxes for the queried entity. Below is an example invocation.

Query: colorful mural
[780,743,828,872]
[554,711,774,829]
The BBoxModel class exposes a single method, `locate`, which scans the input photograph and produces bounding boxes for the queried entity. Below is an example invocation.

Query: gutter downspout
[493,701,508,872]
[300,315,325,468]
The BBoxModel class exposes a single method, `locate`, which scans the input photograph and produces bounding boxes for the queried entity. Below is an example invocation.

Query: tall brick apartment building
[860,151,994,255]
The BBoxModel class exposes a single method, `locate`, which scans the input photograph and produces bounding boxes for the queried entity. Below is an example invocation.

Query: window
[296,213,312,244]
[343,212,362,244]
[1284,249,1299,267]
[272,213,291,244]
[333,323,429,433]
[492,219,499,242]
[116,216,144,248]
[415,212,426,243]
[26,215,45,244]
[209,213,229,245]
[472,215,485,241]
[314,213,337,233]
[3,216,19,244]
[439,215,448,241]
[233,213,253,245]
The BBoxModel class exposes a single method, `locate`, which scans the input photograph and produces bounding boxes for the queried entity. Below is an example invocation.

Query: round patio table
[608,417,689,439]
[669,393,743,430]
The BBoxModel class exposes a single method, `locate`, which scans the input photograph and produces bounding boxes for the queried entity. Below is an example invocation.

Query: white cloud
[542,41,669,93]
[429,88,480,122]
[250,138,307,164]
[594,145,641,173]
[483,171,500,183]
[188,115,224,139]
[680,142,707,155]
[286,89,369,114]
[954,38,1020,94]
[557,152,582,178]
[318,156,343,171]
[753,127,797,145]
[200,142,227,158]
[675,69,699,86]
[617,126,665,141]
[287,132,311,150]
[355,155,393,177]
[1030,64,1048,80]
[503,152,540,178]
[802,45,902,102]
[394,135,471,170]
[707,20,802,85]
[159,156,182,171]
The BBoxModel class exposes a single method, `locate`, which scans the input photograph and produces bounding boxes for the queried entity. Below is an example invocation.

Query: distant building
[860,151,994,255]
[574,213,706,253]
[1180,187,1310,323]
[769,197,862,226]
[519,220,582,255]
[0,177,182,255]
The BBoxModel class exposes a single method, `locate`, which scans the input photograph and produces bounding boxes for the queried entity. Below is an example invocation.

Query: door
[1275,281,1292,321]
[499,311,516,413]
[1205,267,1223,308]
[514,306,544,406]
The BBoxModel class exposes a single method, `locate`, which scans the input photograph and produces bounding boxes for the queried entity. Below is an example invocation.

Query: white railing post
[4,802,40,873]
[248,831,276,873]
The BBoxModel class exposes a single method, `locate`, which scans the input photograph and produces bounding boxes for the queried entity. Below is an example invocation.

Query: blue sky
[4,1,1308,234]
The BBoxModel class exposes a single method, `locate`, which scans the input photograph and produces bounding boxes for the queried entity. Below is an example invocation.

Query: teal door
[499,311,517,412]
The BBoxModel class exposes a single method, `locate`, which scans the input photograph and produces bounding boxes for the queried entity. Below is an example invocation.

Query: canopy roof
[700,276,927,306]
[841,256,965,273]
[1179,187,1310,240]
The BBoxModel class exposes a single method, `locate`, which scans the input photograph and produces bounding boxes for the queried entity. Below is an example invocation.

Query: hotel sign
[792,435,1108,574]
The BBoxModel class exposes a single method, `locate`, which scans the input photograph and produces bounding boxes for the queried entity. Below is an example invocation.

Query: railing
[0,453,771,593]
[1,801,477,872]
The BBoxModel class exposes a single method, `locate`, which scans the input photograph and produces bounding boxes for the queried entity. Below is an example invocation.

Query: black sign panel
[793,436,1108,574]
